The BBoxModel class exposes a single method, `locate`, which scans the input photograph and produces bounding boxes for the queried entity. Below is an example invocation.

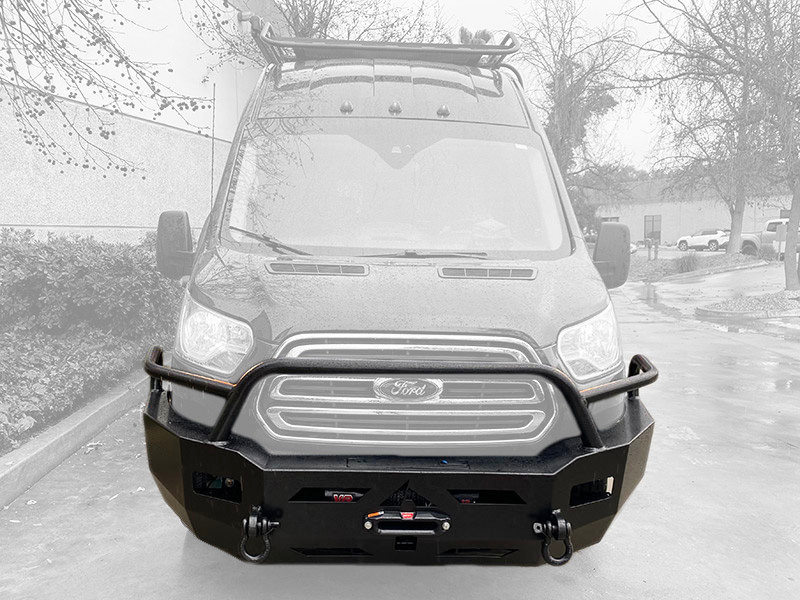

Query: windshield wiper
[364,250,488,260]
[229,226,311,256]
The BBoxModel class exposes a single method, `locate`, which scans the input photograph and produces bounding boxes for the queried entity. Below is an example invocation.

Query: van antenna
[210,82,216,210]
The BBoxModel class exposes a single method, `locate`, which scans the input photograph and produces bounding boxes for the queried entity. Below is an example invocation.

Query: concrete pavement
[640,262,800,341]
[1,288,798,600]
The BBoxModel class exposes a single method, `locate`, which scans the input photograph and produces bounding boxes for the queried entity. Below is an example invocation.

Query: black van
[144,17,657,566]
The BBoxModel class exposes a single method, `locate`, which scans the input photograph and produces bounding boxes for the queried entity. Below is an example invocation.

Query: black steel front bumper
[143,348,657,566]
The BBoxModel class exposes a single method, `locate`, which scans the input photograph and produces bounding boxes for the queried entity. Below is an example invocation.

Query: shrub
[676,252,699,273]
[628,255,676,282]
[0,327,140,452]
[758,244,777,261]
[0,229,184,452]
[0,229,182,340]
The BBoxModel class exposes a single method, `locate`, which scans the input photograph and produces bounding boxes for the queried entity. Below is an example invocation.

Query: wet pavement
[637,262,800,341]
[1,288,799,599]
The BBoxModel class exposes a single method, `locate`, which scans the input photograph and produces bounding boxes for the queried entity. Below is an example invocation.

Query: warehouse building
[590,178,791,245]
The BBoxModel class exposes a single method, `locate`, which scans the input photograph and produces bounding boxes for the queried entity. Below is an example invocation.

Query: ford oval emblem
[373,378,443,402]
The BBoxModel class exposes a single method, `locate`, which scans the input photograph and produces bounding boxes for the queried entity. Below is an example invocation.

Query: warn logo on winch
[324,490,364,503]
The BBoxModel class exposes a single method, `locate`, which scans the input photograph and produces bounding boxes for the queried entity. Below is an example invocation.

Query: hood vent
[268,262,368,276]
[439,267,536,280]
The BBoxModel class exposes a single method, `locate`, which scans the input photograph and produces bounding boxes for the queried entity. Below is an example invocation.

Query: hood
[190,245,609,349]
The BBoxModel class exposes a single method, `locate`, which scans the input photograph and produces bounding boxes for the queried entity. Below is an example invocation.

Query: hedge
[0,229,180,339]
[0,327,140,450]
[0,230,183,452]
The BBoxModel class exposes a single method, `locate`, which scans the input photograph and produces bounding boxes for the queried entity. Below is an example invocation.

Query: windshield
[222,118,569,259]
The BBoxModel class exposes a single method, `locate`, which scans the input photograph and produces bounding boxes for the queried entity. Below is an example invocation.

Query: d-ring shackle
[240,505,279,563]
[533,509,574,566]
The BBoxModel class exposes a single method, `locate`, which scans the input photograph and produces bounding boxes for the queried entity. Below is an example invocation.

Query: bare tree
[184,0,450,75]
[272,0,448,42]
[273,0,337,37]
[0,0,448,172]
[180,1,263,69]
[634,0,775,256]
[0,0,207,172]
[458,27,493,45]
[635,0,800,288]
[512,0,633,228]
[753,0,800,290]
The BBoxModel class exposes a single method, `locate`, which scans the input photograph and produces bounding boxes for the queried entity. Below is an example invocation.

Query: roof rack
[243,14,520,68]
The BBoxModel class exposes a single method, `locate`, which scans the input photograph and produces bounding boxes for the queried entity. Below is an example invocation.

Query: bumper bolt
[363,521,373,530]
[442,521,451,531]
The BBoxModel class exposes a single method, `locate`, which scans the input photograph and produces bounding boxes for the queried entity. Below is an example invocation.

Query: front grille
[256,333,555,446]
[274,377,542,403]
[275,333,536,363]
[269,408,543,438]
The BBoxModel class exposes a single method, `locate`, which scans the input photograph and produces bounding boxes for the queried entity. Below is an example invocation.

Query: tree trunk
[784,176,800,291]
[771,75,799,289]
[728,73,750,255]
[727,190,747,255]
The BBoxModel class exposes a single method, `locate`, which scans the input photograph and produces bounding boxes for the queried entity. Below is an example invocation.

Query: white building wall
[0,99,231,244]
[596,197,791,245]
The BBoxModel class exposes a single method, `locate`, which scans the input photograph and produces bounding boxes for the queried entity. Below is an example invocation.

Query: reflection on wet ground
[639,280,800,342]
[706,318,800,342]
[704,352,800,395]
[716,378,797,395]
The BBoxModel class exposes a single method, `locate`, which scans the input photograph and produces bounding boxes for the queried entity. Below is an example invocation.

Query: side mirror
[593,222,630,289]
[156,211,194,279]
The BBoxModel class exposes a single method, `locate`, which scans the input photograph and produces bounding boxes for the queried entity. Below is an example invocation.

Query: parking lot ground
[649,261,787,314]
[641,262,800,340]
[1,288,799,600]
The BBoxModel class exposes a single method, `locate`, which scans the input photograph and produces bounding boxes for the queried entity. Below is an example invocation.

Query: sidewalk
[634,262,800,340]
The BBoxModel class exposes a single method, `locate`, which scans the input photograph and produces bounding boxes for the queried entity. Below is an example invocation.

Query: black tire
[741,243,758,256]
[708,240,719,252]
[678,241,688,251]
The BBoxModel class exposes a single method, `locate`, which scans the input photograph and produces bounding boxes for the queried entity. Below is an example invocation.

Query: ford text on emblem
[373,378,444,401]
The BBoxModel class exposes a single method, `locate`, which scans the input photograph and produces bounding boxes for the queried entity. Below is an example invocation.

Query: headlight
[557,304,622,382]
[175,294,254,375]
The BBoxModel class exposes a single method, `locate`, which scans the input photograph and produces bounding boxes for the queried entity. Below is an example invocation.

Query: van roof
[256,60,529,127]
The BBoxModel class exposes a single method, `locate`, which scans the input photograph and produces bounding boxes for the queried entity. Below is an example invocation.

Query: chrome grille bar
[275,333,537,363]
[258,333,554,446]
[262,407,548,444]
[271,375,545,404]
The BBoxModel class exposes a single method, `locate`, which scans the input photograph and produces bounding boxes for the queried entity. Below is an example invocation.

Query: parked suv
[144,18,657,567]
[677,228,729,251]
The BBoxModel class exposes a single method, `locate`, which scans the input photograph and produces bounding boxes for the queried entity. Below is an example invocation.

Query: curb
[659,260,769,283]
[0,368,148,509]
[695,306,800,320]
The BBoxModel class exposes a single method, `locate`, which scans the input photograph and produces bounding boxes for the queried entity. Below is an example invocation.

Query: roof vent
[268,262,368,276]
[439,267,537,280]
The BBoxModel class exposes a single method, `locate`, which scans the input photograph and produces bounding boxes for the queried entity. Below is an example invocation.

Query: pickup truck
[734,219,800,255]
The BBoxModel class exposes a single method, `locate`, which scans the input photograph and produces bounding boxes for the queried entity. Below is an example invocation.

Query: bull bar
[143,346,658,566]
